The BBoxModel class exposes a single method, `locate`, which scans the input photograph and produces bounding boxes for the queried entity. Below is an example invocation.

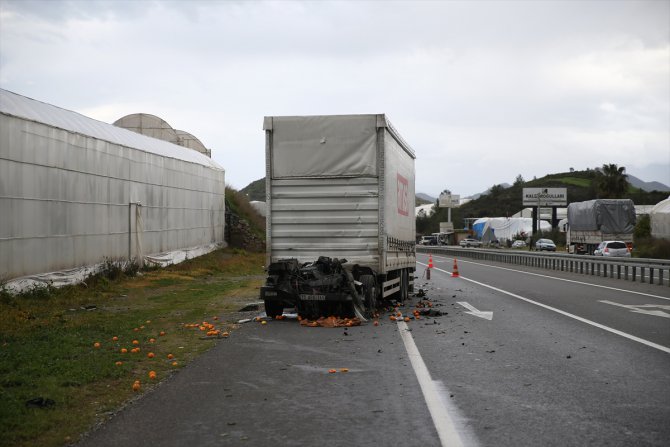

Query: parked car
[593,241,631,257]
[419,235,438,246]
[460,237,482,248]
[535,238,556,251]
[511,240,526,248]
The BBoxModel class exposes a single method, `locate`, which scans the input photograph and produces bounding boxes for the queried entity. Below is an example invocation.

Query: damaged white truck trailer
[260,114,416,319]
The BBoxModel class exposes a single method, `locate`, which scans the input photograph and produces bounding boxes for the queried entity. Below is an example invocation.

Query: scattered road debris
[300,316,362,328]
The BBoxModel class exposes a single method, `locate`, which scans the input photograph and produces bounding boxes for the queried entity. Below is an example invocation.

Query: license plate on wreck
[299,294,326,301]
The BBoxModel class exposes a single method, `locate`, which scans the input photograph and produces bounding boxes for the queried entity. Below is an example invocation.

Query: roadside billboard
[522,188,567,206]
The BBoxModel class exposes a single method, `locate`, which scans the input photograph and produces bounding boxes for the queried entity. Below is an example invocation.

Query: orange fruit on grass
[159,331,166,336]
[112,336,119,341]
[93,342,101,349]
[115,361,123,366]
[132,340,139,345]
[147,352,155,358]
[121,348,128,353]
[132,382,140,391]
[171,361,178,366]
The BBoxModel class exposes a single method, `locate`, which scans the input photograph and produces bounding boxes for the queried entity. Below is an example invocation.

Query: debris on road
[300,316,362,328]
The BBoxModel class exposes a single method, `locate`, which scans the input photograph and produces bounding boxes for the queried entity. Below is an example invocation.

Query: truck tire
[360,274,378,317]
[264,300,283,319]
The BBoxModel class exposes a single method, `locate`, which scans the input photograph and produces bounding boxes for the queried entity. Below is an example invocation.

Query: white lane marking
[599,300,670,318]
[397,320,469,447]
[419,261,670,354]
[424,256,670,301]
[457,302,493,320]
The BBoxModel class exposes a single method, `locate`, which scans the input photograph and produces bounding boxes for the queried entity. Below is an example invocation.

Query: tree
[489,184,504,197]
[597,164,628,198]
[513,174,524,186]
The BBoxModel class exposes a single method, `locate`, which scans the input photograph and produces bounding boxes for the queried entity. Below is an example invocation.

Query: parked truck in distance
[566,199,636,255]
[260,114,416,319]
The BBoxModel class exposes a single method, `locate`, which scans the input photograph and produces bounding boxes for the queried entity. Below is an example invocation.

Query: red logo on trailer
[397,173,409,216]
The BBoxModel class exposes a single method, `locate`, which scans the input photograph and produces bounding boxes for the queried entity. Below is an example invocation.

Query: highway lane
[420,252,670,349]
[414,252,670,446]
[77,255,670,447]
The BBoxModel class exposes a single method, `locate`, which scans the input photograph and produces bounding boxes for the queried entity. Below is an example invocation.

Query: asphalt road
[78,254,670,447]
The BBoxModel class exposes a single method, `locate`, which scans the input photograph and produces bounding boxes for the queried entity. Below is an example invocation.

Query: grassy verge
[0,248,265,447]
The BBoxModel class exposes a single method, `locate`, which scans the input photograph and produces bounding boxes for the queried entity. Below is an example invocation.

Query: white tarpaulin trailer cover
[264,114,416,273]
[0,89,226,287]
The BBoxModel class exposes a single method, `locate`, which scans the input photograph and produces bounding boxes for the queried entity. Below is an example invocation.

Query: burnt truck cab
[261,257,377,320]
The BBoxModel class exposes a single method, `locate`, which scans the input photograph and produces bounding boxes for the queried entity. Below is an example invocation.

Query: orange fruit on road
[328,369,337,374]
[373,321,379,326]
[390,316,396,321]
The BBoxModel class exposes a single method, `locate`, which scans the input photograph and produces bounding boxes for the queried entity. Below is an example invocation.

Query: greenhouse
[0,89,226,289]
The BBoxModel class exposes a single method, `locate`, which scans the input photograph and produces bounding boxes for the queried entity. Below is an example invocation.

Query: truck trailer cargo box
[261,114,416,318]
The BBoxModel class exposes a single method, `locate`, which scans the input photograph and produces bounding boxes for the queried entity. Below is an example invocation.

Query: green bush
[633,237,670,259]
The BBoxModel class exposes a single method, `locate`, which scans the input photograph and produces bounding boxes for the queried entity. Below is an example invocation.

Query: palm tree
[597,164,628,198]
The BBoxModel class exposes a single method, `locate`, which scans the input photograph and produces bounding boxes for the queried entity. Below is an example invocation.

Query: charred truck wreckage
[261,114,417,319]
[261,257,378,320]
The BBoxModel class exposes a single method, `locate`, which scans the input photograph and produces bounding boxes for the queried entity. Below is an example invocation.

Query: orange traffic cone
[428,254,434,269]
[452,259,460,278]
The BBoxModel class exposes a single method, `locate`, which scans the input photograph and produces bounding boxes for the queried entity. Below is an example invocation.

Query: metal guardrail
[417,246,670,287]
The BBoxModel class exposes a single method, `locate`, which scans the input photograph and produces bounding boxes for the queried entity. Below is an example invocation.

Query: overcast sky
[1,0,668,197]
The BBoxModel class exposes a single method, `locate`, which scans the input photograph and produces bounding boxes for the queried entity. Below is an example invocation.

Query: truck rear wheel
[264,300,283,319]
[360,274,378,317]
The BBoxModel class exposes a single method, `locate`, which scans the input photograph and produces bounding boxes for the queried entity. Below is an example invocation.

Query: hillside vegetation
[417,169,667,235]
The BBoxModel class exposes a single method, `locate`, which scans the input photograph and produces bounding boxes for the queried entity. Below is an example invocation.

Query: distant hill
[627,174,669,192]
[416,193,435,205]
[466,183,512,200]
[240,178,265,202]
